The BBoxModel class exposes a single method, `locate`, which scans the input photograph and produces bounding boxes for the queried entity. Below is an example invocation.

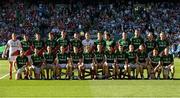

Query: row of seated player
[14,45,174,80]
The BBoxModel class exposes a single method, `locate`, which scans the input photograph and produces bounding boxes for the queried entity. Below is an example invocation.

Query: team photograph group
[1,29,175,80]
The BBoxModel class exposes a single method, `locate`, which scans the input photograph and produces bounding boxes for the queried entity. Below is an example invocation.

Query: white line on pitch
[0,71,15,79]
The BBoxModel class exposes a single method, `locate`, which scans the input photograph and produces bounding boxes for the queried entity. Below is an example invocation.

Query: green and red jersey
[16,55,28,69]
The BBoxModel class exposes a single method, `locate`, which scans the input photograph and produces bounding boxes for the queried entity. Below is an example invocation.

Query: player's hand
[2,53,6,58]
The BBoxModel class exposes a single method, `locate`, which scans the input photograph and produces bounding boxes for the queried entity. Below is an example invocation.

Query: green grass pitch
[0,58,180,97]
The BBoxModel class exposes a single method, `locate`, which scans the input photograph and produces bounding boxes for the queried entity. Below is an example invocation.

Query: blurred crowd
[0,1,179,52]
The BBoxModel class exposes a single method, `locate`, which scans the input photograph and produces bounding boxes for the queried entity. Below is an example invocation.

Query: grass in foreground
[0,58,179,97]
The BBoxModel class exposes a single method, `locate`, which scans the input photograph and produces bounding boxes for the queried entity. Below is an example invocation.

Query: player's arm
[102,54,105,64]
[79,54,83,64]
[40,56,45,66]
[68,54,72,64]
[104,54,107,63]
[30,57,34,66]
[82,56,84,65]
[16,40,22,51]
[43,53,47,65]
[125,58,128,66]
[2,43,9,58]
[94,55,98,64]
[114,57,117,65]
[54,56,58,65]
[154,59,162,72]
[135,54,138,64]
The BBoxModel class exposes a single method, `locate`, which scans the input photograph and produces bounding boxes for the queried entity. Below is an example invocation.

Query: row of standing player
[2,29,174,80]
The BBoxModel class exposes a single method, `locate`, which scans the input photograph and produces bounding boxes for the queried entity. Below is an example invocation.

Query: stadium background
[0,0,179,56]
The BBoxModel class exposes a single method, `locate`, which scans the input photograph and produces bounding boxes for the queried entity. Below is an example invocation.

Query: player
[156,32,170,55]
[137,45,150,79]
[118,32,130,51]
[94,32,106,51]
[32,32,45,56]
[46,32,58,55]
[21,34,33,62]
[2,33,21,79]
[126,44,139,79]
[43,46,56,79]
[130,29,144,51]
[115,45,127,79]
[57,31,70,53]
[55,46,70,79]
[70,33,83,53]
[104,46,116,79]
[82,32,94,51]
[94,44,105,79]
[155,48,174,79]
[104,33,116,51]
[145,32,156,55]
[149,49,162,79]
[81,46,94,79]
[15,50,29,80]
[70,47,83,79]
[30,48,44,79]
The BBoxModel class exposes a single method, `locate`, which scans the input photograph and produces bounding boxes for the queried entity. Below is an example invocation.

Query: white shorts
[57,64,67,69]
[17,66,26,74]
[163,66,170,75]
[45,64,55,69]
[108,63,114,67]
[118,64,125,68]
[31,65,41,74]
[73,64,79,67]
[8,56,17,62]
[84,64,92,69]
[129,63,137,69]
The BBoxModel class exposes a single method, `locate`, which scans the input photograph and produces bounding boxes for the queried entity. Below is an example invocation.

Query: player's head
[11,33,17,40]
[105,33,110,40]
[147,32,153,41]
[164,48,169,55]
[74,32,79,39]
[61,31,66,38]
[20,50,25,57]
[60,46,65,53]
[48,32,54,40]
[118,45,124,51]
[35,32,40,40]
[122,32,127,39]
[97,44,102,52]
[134,29,140,37]
[73,47,78,53]
[160,32,165,40]
[152,49,158,56]
[34,48,39,55]
[85,32,90,40]
[129,44,134,52]
[47,46,52,53]
[139,44,145,51]
[23,34,28,41]
[97,32,103,40]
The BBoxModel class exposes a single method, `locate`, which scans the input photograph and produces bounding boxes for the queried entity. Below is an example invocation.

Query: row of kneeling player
[14,44,175,80]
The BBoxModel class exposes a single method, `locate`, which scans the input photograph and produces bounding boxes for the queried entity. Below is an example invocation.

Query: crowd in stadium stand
[0,1,180,55]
